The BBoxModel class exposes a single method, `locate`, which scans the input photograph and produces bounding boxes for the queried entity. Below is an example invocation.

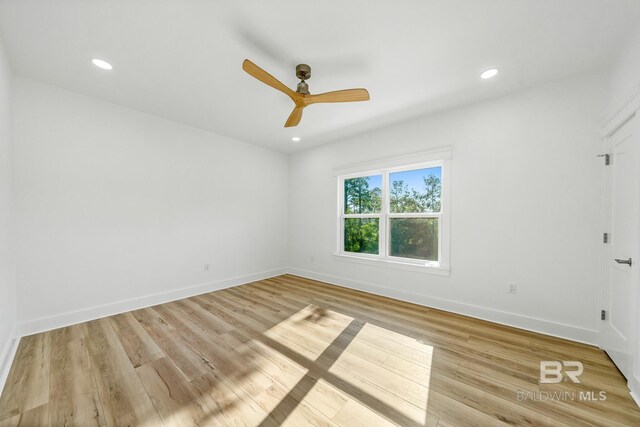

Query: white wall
[13,77,288,333]
[609,24,640,113]
[0,37,16,388]
[288,71,607,344]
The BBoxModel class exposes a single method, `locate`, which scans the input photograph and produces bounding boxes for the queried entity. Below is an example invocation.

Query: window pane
[344,175,382,214]
[344,218,379,254]
[390,218,438,261]
[390,167,442,213]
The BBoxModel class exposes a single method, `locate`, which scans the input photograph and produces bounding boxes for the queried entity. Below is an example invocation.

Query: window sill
[332,253,451,276]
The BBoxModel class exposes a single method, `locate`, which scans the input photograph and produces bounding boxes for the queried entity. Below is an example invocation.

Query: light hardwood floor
[1,274,639,426]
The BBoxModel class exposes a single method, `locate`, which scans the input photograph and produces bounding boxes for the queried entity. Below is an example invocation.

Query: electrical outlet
[507,282,517,294]
[204,264,210,272]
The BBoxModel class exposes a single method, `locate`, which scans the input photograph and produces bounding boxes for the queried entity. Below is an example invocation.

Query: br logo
[539,361,583,384]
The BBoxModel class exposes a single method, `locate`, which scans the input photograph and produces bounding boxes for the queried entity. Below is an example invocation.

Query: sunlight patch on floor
[258,305,434,425]
[328,322,433,424]
[263,304,354,359]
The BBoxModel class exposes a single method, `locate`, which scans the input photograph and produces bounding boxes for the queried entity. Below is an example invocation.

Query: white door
[601,113,639,381]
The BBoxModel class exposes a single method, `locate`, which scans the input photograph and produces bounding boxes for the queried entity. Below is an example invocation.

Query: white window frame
[334,149,451,275]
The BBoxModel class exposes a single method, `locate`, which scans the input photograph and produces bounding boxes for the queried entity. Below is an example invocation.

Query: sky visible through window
[367,175,382,191]
[354,167,441,194]
[390,167,441,193]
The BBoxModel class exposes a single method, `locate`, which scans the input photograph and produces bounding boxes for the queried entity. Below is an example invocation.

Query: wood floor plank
[136,357,221,426]
[0,332,51,421]
[331,399,396,427]
[108,312,164,369]
[0,415,18,427]
[427,390,510,427]
[174,299,235,335]
[131,307,210,382]
[2,273,640,426]
[190,370,277,427]
[49,325,105,426]
[83,318,164,427]
[0,403,48,427]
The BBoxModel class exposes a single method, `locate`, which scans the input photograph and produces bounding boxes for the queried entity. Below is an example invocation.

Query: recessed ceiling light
[480,68,499,79]
[92,58,113,70]
[291,137,301,142]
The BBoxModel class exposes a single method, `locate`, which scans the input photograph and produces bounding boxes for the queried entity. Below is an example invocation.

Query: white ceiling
[1,0,639,153]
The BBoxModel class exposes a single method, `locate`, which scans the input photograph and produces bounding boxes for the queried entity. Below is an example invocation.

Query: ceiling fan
[242,59,370,128]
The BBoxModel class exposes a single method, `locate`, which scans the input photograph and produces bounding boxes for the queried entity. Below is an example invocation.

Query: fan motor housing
[296,64,311,81]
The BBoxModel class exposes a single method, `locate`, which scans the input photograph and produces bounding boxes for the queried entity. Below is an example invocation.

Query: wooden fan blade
[242,59,300,102]
[285,106,304,127]
[306,88,370,105]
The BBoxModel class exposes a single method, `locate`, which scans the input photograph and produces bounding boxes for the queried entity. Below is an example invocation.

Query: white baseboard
[0,325,19,395]
[286,267,598,345]
[18,268,287,337]
[630,375,640,408]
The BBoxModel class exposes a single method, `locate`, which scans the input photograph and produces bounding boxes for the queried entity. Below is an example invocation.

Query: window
[343,174,382,255]
[337,156,450,272]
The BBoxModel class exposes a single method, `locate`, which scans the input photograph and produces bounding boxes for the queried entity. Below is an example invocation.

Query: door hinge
[601,310,607,320]
[603,233,608,243]
[597,153,610,165]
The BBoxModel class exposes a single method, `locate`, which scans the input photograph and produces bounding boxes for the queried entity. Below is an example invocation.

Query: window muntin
[339,162,446,266]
